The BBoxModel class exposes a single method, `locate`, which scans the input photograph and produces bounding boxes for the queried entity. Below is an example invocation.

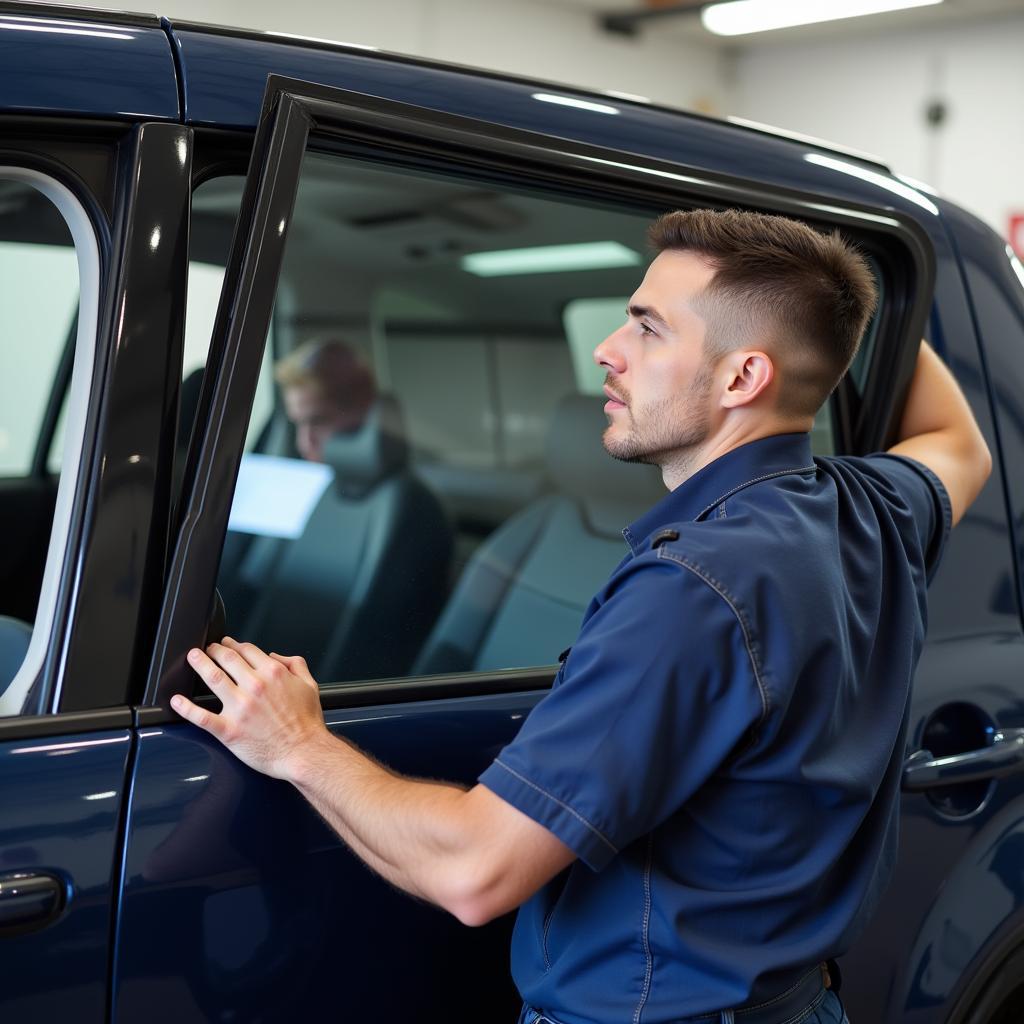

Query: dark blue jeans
[517,988,850,1024]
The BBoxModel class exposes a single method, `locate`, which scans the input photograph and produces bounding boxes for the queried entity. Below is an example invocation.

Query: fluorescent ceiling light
[702,0,943,36]
[532,93,620,115]
[462,242,641,277]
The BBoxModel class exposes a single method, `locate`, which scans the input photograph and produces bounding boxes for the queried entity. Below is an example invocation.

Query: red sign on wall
[1009,214,1024,258]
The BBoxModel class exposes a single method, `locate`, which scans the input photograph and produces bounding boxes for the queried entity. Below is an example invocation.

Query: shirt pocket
[541,868,572,971]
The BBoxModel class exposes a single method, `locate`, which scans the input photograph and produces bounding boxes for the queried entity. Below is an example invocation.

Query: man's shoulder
[616,516,767,612]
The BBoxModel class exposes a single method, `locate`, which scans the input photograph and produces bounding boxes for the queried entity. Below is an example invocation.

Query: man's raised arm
[886,340,992,526]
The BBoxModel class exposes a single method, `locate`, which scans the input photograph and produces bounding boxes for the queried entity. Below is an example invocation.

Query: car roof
[2,1,947,227]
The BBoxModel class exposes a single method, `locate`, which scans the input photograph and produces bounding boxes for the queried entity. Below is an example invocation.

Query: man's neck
[660,419,811,491]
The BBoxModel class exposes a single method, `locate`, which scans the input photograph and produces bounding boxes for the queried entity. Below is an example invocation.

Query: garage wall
[728,13,1024,235]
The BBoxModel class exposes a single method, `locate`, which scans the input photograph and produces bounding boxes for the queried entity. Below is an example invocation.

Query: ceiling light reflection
[532,93,620,116]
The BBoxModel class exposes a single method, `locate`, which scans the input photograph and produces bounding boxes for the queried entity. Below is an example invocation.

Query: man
[171,209,991,1024]
[274,337,376,462]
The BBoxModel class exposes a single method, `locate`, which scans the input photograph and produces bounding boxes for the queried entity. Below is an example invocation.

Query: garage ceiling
[552,0,1024,45]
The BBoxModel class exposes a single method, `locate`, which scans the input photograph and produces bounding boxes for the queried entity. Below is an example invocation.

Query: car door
[0,121,190,1021]
[111,77,935,1022]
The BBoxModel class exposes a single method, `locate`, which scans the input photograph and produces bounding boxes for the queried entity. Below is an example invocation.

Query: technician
[171,209,991,1024]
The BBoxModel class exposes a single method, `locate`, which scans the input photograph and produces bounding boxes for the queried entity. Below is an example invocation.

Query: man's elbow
[438,865,517,928]
[964,430,993,511]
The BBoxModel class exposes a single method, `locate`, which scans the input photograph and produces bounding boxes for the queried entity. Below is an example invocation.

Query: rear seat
[413,394,666,674]
[223,395,453,682]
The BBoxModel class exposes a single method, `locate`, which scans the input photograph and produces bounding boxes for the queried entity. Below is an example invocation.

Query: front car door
[111,75,936,1021]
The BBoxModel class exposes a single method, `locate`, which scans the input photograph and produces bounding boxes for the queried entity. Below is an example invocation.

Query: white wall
[728,13,1024,235]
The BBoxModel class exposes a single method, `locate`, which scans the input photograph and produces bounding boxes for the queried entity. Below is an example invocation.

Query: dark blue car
[2,4,1024,1021]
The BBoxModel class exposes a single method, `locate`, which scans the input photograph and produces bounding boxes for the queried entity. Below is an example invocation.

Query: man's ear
[720,351,774,409]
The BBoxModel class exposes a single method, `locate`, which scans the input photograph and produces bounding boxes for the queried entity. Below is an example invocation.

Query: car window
[188,154,859,689]
[0,172,98,715]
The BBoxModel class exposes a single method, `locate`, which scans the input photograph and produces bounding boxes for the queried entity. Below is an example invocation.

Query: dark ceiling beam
[600,0,708,37]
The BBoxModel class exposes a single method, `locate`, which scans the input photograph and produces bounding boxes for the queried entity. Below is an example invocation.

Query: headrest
[323,394,409,500]
[545,394,665,533]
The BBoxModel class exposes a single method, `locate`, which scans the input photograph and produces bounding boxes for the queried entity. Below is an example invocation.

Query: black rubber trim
[0,2,159,28]
[137,667,555,725]
[0,706,132,740]
[167,18,893,173]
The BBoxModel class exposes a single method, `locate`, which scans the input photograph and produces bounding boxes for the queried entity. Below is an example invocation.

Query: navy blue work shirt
[478,431,952,1024]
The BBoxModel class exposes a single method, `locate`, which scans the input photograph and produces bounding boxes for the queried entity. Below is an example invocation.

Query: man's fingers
[188,646,244,699]
[221,636,274,672]
[170,693,226,739]
[269,651,318,690]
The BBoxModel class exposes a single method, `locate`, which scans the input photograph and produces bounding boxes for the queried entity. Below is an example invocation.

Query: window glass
[0,176,93,715]
[0,203,77,474]
[182,208,276,460]
[190,155,854,688]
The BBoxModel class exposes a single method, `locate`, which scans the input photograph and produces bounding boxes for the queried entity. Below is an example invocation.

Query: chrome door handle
[902,728,1024,791]
[0,872,66,936]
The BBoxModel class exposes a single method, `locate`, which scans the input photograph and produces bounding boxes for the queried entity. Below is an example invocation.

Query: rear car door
[113,76,935,1021]
[0,111,188,1024]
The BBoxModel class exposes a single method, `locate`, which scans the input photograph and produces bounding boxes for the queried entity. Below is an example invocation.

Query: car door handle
[0,872,66,936]
[902,728,1024,791]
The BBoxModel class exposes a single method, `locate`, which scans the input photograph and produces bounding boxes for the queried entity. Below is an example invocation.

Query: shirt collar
[623,432,816,555]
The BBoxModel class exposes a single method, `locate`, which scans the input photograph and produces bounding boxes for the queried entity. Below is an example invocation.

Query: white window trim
[0,166,100,716]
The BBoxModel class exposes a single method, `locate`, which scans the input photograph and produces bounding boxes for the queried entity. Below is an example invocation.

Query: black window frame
[142,76,935,719]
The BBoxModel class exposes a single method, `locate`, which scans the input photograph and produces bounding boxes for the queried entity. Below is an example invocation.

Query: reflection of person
[173,209,992,1024]
[274,338,376,462]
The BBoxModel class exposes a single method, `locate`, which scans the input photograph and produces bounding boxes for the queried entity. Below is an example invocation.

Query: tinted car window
[0,173,97,715]
[187,153,846,687]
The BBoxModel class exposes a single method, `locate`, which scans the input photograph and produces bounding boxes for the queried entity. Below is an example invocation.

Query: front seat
[229,395,453,682]
[413,394,666,675]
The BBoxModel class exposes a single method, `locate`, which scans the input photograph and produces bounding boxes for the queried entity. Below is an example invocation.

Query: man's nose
[593,325,627,373]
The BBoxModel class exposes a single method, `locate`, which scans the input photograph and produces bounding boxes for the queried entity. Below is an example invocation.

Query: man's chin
[602,431,655,466]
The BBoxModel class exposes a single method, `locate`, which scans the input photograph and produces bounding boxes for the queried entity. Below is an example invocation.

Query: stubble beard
[602,364,716,470]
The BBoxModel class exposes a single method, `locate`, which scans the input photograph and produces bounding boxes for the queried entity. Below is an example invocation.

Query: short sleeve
[478,558,764,871]
[864,453,953,583]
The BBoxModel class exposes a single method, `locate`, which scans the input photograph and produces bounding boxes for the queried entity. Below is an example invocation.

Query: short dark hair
[648,208,878,417]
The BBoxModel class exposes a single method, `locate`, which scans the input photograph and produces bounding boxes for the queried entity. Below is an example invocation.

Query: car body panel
[0,725,132,1022]
[113,694,539,1021]
[0,9,178,122]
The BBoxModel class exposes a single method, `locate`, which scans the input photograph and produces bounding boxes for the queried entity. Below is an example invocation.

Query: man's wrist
[280,726,338,790]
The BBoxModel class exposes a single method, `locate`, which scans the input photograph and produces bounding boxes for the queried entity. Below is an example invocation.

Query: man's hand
[171,637,329,780]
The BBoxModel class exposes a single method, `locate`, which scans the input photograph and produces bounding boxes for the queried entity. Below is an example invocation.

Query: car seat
[226,395,453,682]
[413,393,666,674]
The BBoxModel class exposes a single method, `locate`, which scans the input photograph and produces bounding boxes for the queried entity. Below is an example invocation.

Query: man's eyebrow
[627,303,670,329]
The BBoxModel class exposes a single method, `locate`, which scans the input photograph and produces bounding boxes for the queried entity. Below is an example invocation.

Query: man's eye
[640,322,656,336]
